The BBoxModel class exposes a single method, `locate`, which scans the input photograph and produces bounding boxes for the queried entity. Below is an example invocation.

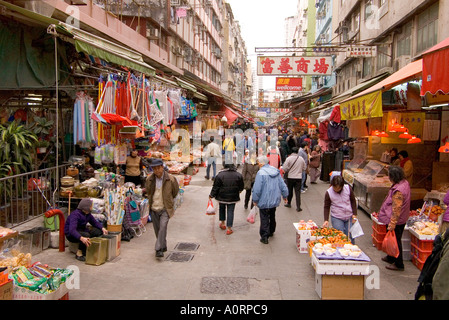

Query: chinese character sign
[346,46,377,58]
[340,90,383,121]
[257,56,333,76]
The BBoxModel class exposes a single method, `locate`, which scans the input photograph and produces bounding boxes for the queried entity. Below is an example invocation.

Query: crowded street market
[1,0,449,306]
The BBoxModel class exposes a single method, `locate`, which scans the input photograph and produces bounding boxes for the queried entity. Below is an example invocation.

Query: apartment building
[312,0,338,92]
[221,1,248,105]
[333,0,449,98]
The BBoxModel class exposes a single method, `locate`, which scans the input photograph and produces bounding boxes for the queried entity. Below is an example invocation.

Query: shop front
[338,59,433,214]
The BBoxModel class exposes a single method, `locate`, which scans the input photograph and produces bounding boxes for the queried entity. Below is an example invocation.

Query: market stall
[0,231,74,300]
[370,189,446,270]
[293,220,372,300]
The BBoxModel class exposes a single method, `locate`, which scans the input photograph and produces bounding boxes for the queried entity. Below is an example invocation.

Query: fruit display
[296,220,318,230]
[411,220,439,236]
[421,205,445,221]
[309,228,351,248]
[339,244,362,258]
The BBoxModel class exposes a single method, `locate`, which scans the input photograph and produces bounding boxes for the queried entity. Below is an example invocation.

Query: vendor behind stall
[65,199,108,261]
[398,150,413,185]
[125,149,143,186]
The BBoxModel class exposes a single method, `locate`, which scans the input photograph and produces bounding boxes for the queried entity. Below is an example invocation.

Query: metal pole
[51,26,60,208]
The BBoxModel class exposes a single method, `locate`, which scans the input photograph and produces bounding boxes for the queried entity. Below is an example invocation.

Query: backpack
[415,229,449,300]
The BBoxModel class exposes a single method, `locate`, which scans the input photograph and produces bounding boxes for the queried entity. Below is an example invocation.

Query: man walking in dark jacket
[209,164,244,235]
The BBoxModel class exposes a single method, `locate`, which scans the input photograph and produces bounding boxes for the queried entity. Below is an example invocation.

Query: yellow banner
[340,90,383,121]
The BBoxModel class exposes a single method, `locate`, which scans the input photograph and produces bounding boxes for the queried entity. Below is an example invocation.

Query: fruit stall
[370,189,446,271]
[294,222,372,300]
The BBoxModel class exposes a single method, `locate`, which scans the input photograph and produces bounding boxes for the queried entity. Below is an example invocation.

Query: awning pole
[48,24,59,207]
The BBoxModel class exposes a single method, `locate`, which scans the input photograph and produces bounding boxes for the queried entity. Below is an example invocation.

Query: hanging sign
[346,46,378,58]
[275,77,303,91]
[257,56,332,76]
[340,90,383,121]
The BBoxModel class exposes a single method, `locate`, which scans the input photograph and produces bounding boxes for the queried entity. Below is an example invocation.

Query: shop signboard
[346,46,377,58]
[340,90,383,121]
[257,56,332,76]
[275,77,303,91]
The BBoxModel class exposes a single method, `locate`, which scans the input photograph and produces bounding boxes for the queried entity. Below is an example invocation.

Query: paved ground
[31,165,422,301]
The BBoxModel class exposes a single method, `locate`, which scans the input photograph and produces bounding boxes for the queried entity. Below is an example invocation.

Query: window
[396,21,412,57]
[377,44,390,70]
[363,58,372,78]
[365,0,374,20]
[417,2,439,53]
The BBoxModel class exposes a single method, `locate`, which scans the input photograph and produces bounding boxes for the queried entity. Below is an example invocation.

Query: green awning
[0,0,59,26]
[74,40,155,76]
[193,92,208,102]
[175,77,197,92]
[59,23,156,76]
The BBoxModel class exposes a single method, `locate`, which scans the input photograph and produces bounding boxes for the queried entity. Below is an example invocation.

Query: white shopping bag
[246,206,258,224]
[350,219,364,238]
[206,199,216,215]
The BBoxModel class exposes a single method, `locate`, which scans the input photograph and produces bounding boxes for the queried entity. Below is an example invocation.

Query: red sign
[275,78,303,91]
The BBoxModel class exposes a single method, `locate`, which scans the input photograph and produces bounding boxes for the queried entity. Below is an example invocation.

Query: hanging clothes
[73,92,93,145]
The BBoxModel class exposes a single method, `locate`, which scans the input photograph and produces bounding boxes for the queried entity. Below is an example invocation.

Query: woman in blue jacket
[252,156,289,244]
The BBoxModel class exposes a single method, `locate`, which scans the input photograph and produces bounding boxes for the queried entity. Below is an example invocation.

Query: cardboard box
[293,223,312,254]
[85,237,108,266]
[13,281,69,300]
[311,252,371,276]
[315,274,365,300]
[101,233,121,261]
[108,232,121,257]
[0,279,13,300]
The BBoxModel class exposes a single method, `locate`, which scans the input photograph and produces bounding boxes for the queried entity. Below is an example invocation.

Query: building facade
[333,0,449,98]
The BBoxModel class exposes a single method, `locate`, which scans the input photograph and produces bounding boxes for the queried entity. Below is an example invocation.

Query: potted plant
[29,116,54,156]
[36,140,50,154]
[29,116,54,139]
[0,120,37,174]
[0,162,15,226]
[0,121,38,224]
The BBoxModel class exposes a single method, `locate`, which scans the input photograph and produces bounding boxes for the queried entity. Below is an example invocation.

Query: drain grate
[165,252,194,262]
[200,277,250,295]
[174,242,200,251]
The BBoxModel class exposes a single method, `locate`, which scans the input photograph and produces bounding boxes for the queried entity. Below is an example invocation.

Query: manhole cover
[200,277,249,295]
[174,242,200,251]
[166,252,194,262]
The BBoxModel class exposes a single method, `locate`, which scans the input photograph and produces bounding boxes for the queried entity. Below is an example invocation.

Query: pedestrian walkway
[35,166,421,300]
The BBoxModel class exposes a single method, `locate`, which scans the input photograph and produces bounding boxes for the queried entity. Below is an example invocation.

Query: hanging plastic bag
[246,206,258,224]
[206,199,215,215]
[382,230,400,258]
[94,146,102,165]
[350,219,364,238]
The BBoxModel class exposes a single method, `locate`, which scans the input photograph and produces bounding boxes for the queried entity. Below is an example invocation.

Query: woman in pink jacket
[378,166,411,271]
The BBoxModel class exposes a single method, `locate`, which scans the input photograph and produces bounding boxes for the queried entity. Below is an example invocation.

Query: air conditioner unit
[146,28,159,40]
[184,48,192,62]
[171,0,181,6]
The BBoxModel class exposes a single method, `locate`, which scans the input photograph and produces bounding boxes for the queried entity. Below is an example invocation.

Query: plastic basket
[372,219,387,234]
[371,226,386,242]
[411,234,434,251]
[412,255,426,271]
[372,234,383,250]
[411,242,432,262]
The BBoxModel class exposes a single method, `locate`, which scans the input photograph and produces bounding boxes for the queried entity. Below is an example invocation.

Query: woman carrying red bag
[378,166,411,271]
